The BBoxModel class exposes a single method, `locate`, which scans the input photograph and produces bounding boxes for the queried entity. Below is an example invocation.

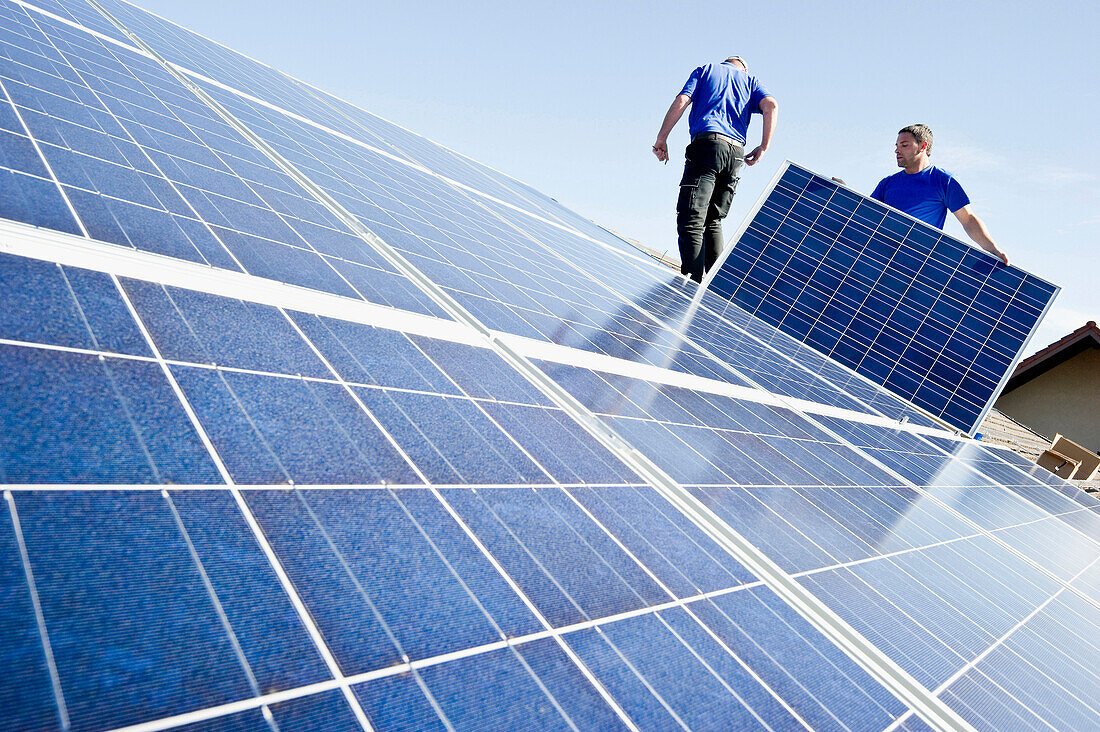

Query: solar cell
[0,0,1085,730]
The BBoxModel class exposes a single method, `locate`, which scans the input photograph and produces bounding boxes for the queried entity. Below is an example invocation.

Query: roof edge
[1004,321,1100,392]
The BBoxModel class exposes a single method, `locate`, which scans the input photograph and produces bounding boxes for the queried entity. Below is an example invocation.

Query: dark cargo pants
[676,133,745,282]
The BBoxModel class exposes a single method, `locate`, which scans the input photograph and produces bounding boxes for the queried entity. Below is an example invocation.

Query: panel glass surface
[0,2,1083,731]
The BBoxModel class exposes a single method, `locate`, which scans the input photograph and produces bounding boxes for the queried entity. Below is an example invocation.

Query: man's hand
[993,249,1010,266]
[745,145,766,165]
[652,139,669,163]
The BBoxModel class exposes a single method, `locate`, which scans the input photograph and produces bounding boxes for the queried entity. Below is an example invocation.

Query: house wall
[995,348,1100,453]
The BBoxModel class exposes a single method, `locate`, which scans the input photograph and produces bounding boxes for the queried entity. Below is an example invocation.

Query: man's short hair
[899,124,933,155]
[724,55,748,70]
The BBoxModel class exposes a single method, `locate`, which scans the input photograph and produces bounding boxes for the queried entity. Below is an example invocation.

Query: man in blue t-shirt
[872,124,1009,265]
[652,56,778,282]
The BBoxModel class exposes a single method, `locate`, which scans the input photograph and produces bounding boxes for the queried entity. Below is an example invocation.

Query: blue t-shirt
[679,62,771,144]
[870,166,970,229]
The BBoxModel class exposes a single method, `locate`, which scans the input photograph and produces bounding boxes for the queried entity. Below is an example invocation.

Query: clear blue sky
[136,0,1098,356]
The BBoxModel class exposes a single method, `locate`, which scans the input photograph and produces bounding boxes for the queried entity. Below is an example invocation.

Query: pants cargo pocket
[710,177,739,219]
[677,184,698,214]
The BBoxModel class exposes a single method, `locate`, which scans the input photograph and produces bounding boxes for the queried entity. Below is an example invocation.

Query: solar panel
[2,1,1097,730]
[708,162,1059,435]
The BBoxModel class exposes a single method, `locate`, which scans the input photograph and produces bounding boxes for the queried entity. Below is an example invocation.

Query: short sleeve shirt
[679,62,771,144]
[870,166,970,229]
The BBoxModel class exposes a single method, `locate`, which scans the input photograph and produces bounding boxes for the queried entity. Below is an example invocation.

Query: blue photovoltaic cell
[709,162,1059,434]
[0,344,223,483]
[0,252,149,356]
[287,312,463,394]
[167,490,332,690]
[13,491,258,730]
[1,1,1087,730]
[355,673,447,732]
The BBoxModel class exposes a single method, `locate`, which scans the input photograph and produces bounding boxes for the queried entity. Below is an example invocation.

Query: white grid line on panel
[911,434,1100,570]
[749,169,895,386]
[391,490,590,732]
[19,472,1080,732]
[423,486,646,730]
[100,679,344,732]
[10,0,133,50]
[922,440,1100,539]
[898,250,1004,420]
[704,162,787,284]
[968,285,1059,437]
[408,144,925,444]
[0,74,91,241]
[147,0,653,265]
[532,489,774,724]
[258,244,642,724]
[32,9,401,313]
[766,173,871,346]
[90,496,1077,730]
[399,335,590,484]
[19,8,245,272]
[277,309,433,484]
[168,66,660,269]
[93,493,1097,732]
[706,172,897,400]
[775,163,1050,285]
[465,345,970,729]
[276,489,455,729]
[1,6,455,325]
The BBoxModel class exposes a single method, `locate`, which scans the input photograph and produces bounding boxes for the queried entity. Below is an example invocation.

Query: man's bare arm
[652,94,691,162]
[745,96,778,166]
[953,205,1009,265]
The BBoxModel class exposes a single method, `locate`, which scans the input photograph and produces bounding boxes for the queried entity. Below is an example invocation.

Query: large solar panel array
[708,163,1058,435]
[2,1,1098,731]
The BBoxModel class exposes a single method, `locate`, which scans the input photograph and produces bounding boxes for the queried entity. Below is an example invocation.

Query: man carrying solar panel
[872,124,1010,266]
[652,56,778,283]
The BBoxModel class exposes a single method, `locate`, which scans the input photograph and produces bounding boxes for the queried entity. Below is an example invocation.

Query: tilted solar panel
[708,162,1059,435]
[2,1,1097,731]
